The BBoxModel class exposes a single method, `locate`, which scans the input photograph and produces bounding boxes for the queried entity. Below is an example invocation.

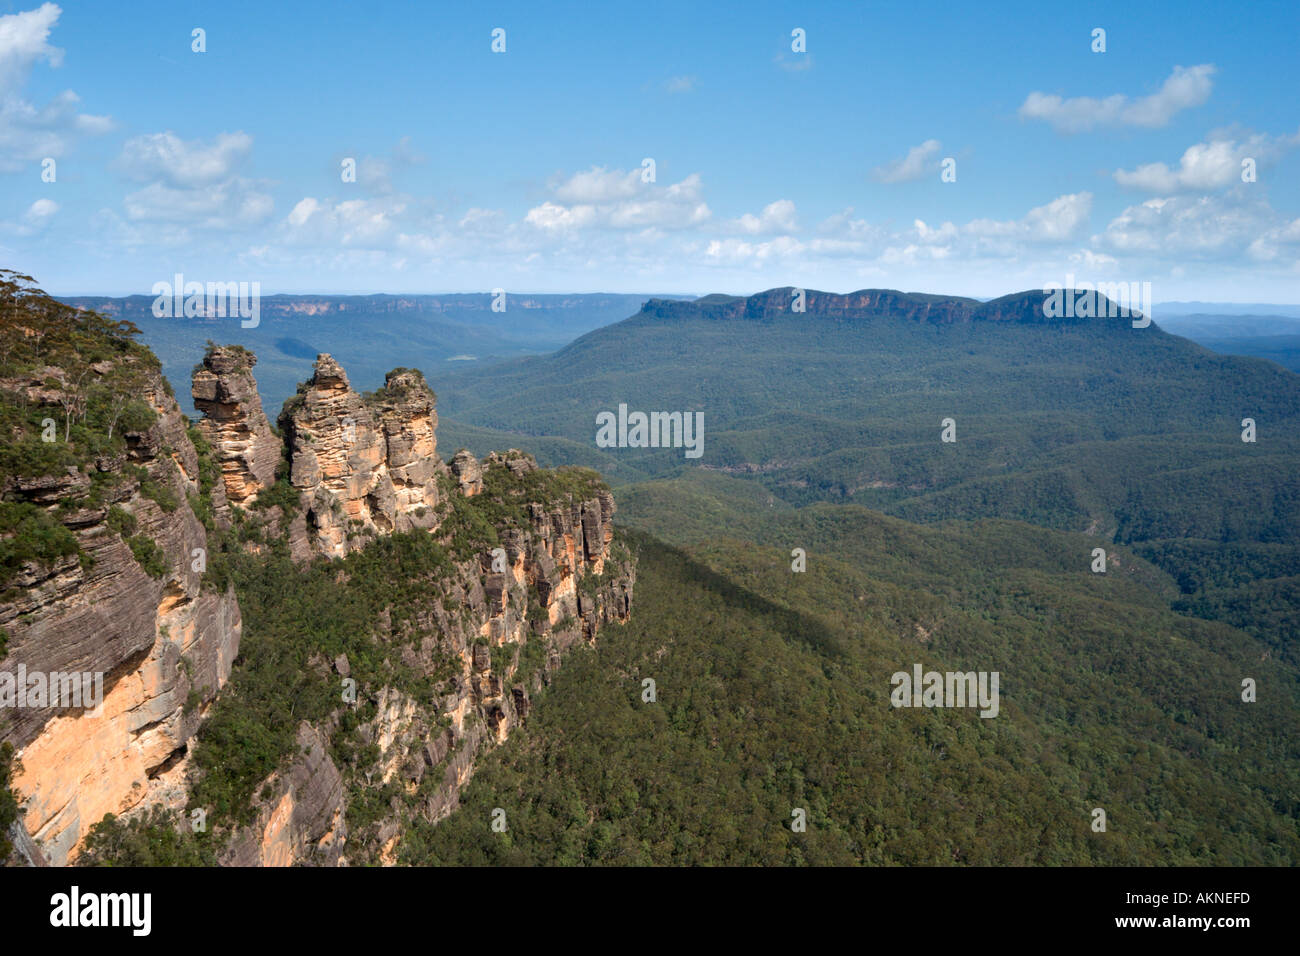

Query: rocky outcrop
[1,366,241,866]
[344,453,634,858]
[449,449,483,497]
[191,346,279,506]
[280,357,445,559]
[3,341,633,868]
[221,722,346,867]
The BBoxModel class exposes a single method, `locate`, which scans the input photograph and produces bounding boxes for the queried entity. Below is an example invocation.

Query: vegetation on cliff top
[0,272,163,587]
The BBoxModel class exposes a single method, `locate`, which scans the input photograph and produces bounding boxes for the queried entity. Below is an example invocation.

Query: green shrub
[78,806,217,867]
[106,505,138,538]
[126,534,168,578]
[0,501,81,587]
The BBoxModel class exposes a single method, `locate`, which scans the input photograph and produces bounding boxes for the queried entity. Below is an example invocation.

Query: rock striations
[280,357,445,559]
[191,346,279,509]
[0,363,241,866]
[2,344,634,867]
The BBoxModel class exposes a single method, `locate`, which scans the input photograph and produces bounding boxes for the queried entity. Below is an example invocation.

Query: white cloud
[526,167,710,232]
[525,201,598,232]
[818,208,885,242]
[550,166,643,203]
[119,131,252,187]
[458,207,506,233]
[24,197,57,223]
[872,140,942,184]
[1097,190,1277,257]
[279,196,413,245]
[733,199,798,235]
[0,2,62,93]
[1019,64,1215,133]
[1069,248,1118,268]
[0,196,58,236]
[1114,130,1299,192]
[0,4,111,171]
[123,178,273,229]
[114,129,271,234]
[665,75,696,93]
[966,192,1093,243]
[1248,217,1300,263]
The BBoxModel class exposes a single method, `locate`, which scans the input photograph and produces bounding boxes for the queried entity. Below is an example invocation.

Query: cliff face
[3,335,633,868]
[357,453,633,861]
[191,346,279,508]
[189,354,633,866]
[281,357,445,560]
[211,447,634,866]
[0,364,241,866]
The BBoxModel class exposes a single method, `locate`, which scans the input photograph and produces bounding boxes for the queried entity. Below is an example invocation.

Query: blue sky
[3,0,1299,300]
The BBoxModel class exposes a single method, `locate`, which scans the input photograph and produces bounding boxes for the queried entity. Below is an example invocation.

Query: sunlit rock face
[281,356,446,560]
[191,346,279,508]
[3,366,241,866]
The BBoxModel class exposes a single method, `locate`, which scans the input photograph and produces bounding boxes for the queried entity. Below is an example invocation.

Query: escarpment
[193,358,634,866]
[0,357,241,866]
[3,322,634,867]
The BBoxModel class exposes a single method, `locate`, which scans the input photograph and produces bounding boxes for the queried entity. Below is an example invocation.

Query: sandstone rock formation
[280,356,445,559]
[191,345,279,507]
[221,722,346,867]
[1,365,241,865]
[449,449,483,496]
[3,343,634,868]
[335,454,634,858]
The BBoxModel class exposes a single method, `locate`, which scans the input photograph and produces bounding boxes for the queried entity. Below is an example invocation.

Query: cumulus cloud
[1248,217,1300,263]
[119,131,252,186]
[872,140,942,184]
[281,196,415,246]
[965,192,1093,243]
[526,167,711,232]
[1097,190,1277,257]
[115,130,271,233]
[123,179,272,229]
[1113,129,1300,192]
[1019,64,1215,133]
[664,75,696,93]
[0,4,111,171]
[0,197,58,236]
[733,199,798,235]
[24,197,58,224]
[0,2,62,93]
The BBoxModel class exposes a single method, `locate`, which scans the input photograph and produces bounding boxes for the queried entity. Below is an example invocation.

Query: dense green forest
[406,530,1297,865]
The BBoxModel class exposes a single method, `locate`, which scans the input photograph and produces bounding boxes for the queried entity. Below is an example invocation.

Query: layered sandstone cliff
[354,452,632,861]
[211,448,633,866]
[0,364,241,866]
[191,345,279,509]
[2,341,634,868]
[279,356,444,559]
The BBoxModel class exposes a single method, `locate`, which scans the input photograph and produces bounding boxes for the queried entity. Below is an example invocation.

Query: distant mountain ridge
[636,287,1143,328]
